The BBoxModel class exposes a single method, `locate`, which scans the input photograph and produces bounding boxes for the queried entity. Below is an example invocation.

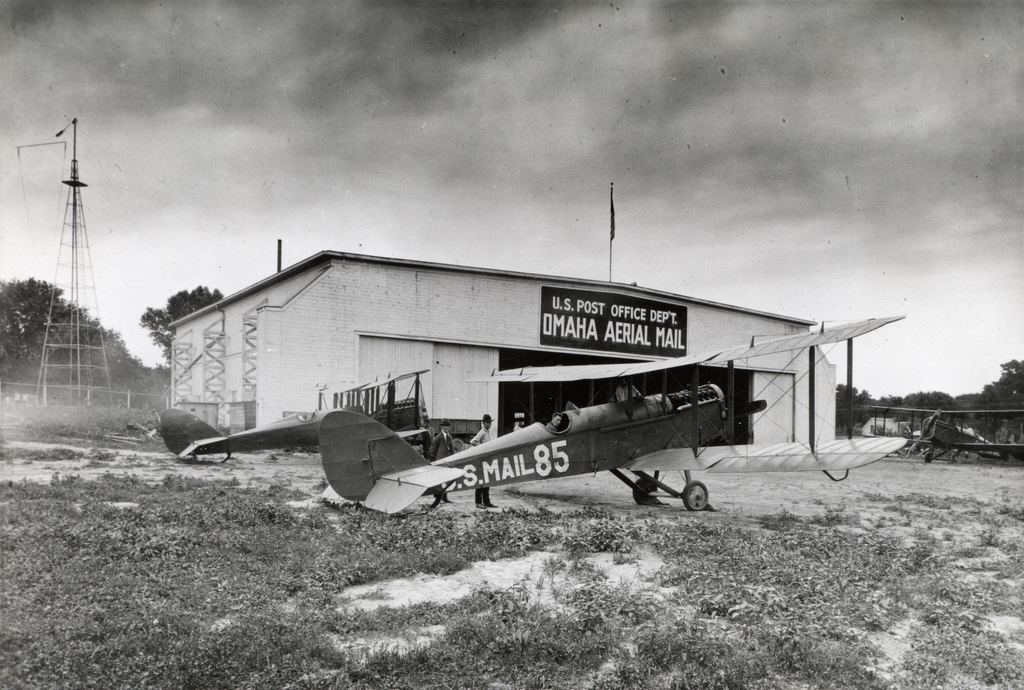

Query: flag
[610,183,615,241]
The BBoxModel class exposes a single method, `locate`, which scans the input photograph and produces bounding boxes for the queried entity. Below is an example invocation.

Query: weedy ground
[1,468,1022,689]
[4,405,164,444]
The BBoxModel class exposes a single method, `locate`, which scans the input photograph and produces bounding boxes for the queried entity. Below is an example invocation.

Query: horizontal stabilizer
[363,465,467,514]
[179,437,229,457]
[701,437,907,473]
[159,409,224,455]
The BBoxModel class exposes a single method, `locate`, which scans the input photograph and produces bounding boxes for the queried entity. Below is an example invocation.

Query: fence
[0,380,169,410]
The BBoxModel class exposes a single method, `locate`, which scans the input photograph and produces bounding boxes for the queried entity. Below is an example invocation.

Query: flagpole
[609,182,615,282]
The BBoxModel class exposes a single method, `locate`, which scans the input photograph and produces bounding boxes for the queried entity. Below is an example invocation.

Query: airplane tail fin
[318,410,431,503]
[159,409,223,456]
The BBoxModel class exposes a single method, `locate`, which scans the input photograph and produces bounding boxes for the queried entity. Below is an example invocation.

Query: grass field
[2,407,1022,688]
[2,457,1023,689]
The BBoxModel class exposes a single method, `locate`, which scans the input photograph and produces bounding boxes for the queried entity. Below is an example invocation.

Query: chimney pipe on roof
[277,240,282,273]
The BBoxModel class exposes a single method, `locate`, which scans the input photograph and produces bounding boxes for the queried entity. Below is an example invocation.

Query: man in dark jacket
[428,419,455,504]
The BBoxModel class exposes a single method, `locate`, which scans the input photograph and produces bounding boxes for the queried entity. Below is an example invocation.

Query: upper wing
[471,316,905,383]
[624,437,907,474]
[362,465,466,514]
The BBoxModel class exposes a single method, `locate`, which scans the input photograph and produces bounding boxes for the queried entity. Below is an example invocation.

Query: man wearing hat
[429,419,455,503]
[470,413,497,509]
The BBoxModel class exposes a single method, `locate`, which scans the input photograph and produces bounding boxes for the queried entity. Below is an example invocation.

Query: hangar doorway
[496,349,625,432]
[495,349,755,444]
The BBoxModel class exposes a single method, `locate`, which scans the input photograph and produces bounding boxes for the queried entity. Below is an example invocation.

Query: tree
[0,278,168,403]
[979,360,1024,408]
[836,384,873,408]
[903,391,958,411]
[835,384,875,430]
[876,394,905,408]
[0,278,74,383]
[140,286,223,363]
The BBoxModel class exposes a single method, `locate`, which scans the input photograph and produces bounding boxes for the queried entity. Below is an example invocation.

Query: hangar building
[169,251,836,442]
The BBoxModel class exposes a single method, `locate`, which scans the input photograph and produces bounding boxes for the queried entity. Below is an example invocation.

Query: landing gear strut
[610,469,713,511]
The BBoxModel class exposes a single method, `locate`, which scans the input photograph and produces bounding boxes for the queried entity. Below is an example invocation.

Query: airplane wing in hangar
[471,315,905,383]
[624,436,907,474]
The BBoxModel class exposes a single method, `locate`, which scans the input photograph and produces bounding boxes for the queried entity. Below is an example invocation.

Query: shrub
[561,511,649,556]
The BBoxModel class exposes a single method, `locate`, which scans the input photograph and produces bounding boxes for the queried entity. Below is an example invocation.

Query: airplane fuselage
[430,387,726,493]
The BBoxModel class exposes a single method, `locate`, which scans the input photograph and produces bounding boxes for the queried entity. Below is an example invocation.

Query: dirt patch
[1,440,327,495]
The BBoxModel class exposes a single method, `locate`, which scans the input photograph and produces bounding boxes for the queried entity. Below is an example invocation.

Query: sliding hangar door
[357,335,498,433]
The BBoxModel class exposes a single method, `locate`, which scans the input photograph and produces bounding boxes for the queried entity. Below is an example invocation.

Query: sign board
[540,286,687,357]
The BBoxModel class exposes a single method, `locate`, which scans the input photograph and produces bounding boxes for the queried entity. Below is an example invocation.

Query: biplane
[164,315,907,514]
[160,370,431,459]
[869,406,1024,463]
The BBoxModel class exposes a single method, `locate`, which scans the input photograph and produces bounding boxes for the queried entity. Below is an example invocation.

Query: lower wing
[625,437,907,473]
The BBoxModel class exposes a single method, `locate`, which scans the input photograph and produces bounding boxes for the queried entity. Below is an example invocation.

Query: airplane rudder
[317,410,394,502]
[159,409,219,455]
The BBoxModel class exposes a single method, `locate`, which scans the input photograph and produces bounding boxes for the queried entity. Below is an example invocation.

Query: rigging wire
[15,141,67,269]
[733,339,845,449]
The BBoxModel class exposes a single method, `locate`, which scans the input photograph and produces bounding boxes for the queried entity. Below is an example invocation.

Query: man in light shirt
[470,414,497,509]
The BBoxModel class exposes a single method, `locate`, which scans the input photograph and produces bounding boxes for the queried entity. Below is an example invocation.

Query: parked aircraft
[161,316,907,513]
[161,370,431,460]
[880,407,1024,463]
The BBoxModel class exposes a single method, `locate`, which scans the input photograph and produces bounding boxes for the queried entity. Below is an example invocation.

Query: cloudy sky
[2,1,1021,397]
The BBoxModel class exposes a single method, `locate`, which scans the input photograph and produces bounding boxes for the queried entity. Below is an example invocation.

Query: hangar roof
[172,250,815,328]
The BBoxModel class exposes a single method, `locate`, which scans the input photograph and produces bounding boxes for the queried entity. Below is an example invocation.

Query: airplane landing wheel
[924,450,933,464]
[682,481,709,512]
[632,483,663,506]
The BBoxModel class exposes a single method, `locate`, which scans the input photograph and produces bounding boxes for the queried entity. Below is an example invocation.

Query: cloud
[1,1,1020,394]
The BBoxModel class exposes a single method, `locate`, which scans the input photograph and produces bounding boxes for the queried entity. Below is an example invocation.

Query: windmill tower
[36,119,113,406]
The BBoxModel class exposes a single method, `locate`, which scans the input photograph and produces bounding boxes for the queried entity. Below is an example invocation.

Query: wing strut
[689,364,700,486]
[691,364,700,455]
[808,346,816,453]
[846,338,854,440]
[726,360,735,443]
